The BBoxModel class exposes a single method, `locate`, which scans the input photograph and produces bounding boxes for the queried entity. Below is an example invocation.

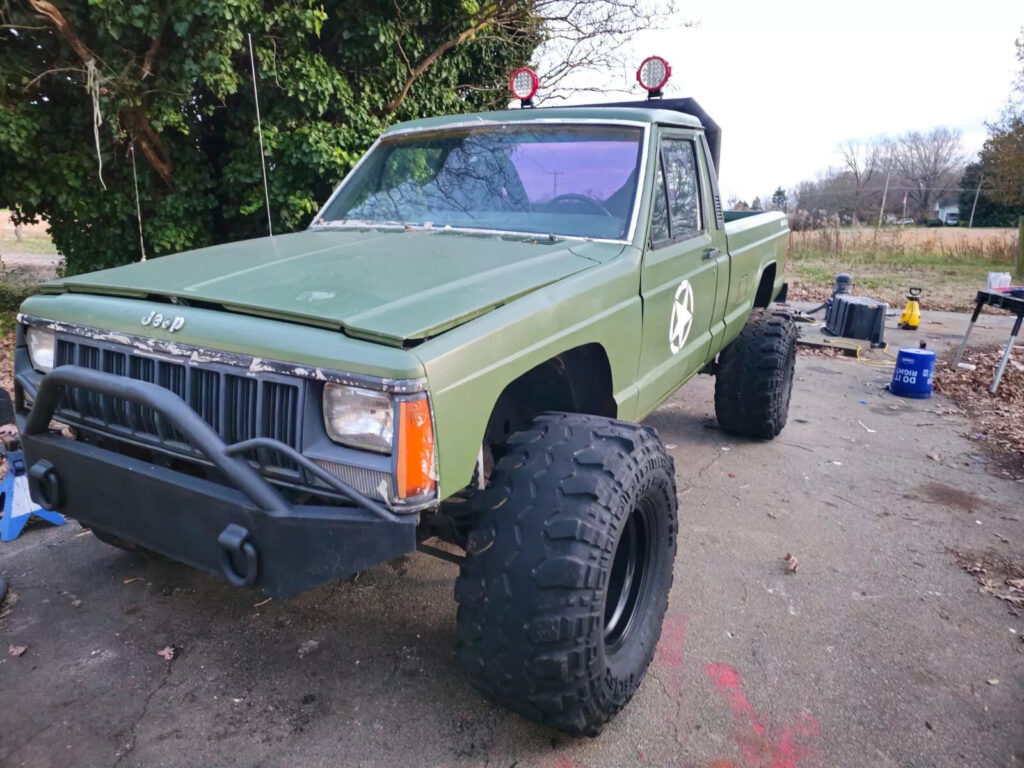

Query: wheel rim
[604,499,654,654]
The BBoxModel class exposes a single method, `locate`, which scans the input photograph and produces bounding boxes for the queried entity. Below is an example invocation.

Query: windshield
[318,124,645,240]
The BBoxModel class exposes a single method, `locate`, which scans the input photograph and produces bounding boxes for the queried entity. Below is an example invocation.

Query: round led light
[509,67,539,101]
[636,55,671,92]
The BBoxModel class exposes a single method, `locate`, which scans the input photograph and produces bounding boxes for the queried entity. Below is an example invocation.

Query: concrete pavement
[1,352,1022,768]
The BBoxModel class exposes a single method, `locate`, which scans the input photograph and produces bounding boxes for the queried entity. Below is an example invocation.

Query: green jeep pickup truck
[14,86,794,735]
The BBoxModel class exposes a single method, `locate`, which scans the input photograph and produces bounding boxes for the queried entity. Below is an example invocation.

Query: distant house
[934,199,959,226]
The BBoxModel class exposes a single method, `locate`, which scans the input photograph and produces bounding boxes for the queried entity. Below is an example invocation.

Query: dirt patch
[796,340,853,359]
[933,344,1024,478]
[917,481,991,512]
[788,279,982,314]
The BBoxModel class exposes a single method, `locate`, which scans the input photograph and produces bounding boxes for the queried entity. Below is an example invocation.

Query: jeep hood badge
[141,310,185,333]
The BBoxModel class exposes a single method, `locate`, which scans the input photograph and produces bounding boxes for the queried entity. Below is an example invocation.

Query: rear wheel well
[754,263,777,308]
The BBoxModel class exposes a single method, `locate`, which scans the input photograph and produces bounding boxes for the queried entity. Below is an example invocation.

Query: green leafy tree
[770,186,787,211]
[1,0,667,274]
[957,162,1021,227]
[976,29,1024,212]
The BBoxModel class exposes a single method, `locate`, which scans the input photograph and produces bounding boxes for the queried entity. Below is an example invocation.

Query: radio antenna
[248,33,273,238]
[129,143,147,261]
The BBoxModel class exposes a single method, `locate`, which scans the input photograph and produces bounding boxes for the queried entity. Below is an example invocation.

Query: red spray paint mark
[705,664,820,768]
[656,612,689,670]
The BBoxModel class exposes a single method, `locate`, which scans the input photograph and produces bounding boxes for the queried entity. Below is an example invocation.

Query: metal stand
[953,290,1024,395]
[0,442,65,542]
[990,315,1023,394]
[952,301,983,368]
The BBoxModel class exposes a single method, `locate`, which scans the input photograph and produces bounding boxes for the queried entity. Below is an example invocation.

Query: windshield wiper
[315,219,447,232]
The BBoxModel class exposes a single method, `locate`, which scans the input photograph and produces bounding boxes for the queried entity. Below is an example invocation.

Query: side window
[650,159,670,245]
[662,139,701,238]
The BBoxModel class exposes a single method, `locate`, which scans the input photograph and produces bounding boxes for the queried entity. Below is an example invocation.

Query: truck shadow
[38,534,579,765]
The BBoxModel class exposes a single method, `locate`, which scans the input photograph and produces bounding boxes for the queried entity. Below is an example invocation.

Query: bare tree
[891,127,965,221]
[431,1,688,109]
[838,138,889,224]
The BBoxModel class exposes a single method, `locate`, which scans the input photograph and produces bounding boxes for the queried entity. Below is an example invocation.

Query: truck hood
[44,229,620,346]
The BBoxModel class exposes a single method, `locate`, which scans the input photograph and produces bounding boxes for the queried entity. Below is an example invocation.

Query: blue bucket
[890,348,936,399]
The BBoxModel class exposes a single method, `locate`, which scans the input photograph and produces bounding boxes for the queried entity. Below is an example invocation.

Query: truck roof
[383,98,720,173]
[383,105,703,134]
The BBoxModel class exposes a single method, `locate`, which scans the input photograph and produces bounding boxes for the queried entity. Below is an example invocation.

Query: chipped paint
[375,478,394,509]
[19,314,426,393]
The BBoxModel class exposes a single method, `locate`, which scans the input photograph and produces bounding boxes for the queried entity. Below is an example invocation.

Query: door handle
[702,247,720,260]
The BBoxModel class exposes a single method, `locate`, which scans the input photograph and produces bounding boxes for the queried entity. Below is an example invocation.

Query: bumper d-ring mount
[218,524,259,587]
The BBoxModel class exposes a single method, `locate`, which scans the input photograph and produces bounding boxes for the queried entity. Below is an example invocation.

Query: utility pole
[876,167,891,231]
[547,170,565,199]
[968,173,983,228]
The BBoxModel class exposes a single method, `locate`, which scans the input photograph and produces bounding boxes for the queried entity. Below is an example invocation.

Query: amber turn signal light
[396,395,436,499]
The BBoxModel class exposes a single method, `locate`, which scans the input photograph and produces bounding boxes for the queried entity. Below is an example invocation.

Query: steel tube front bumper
[16,366,417,596]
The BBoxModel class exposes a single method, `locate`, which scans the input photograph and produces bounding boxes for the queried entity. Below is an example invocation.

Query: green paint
[20,106,788,503]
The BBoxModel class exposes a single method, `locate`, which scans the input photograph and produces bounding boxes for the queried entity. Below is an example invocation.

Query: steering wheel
[548,193,613,217]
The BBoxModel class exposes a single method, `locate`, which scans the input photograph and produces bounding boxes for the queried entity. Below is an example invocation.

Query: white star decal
[669,279,694,354]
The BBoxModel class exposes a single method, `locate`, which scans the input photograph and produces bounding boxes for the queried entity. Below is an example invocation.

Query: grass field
[1,211,55,256]
[785,225,1021,311]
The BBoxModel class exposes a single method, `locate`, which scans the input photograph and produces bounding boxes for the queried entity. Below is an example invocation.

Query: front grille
[54,336,303,468]
[312,459,390,502]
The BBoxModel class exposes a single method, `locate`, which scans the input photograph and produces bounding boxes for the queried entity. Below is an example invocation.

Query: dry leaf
[8,644,27,657]
[933,347,1024,476]
[157,646,176,661]
[70,599,82,608]
[986,678,999,685]
[123,577,143,585]
[927,452,941,462]
[783,553,799,573]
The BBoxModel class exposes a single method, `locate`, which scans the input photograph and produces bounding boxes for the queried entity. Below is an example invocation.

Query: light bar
[636,56,671,95]
[510,67,539,106]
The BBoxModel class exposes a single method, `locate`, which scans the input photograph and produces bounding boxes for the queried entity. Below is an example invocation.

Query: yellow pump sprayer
[899,287,922,330]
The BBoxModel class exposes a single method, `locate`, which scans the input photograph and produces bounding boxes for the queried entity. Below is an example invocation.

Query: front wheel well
[482,343,616,459]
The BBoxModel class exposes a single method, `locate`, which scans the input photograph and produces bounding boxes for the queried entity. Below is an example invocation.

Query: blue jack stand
[0,445,65,542]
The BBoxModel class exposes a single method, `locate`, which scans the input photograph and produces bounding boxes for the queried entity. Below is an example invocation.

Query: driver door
[634,132,719,416]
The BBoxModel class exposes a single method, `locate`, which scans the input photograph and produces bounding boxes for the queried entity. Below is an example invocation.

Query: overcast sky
[555,0,1022,202]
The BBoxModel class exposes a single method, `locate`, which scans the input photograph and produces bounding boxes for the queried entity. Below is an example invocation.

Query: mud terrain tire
[454,412,677,736]
[714,309,797,439]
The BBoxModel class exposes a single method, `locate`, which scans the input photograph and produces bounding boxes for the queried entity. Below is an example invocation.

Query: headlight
[322,383,394,453]
[26,327,56,373]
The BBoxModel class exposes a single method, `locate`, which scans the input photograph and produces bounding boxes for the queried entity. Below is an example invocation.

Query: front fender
[415,249,644,498]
